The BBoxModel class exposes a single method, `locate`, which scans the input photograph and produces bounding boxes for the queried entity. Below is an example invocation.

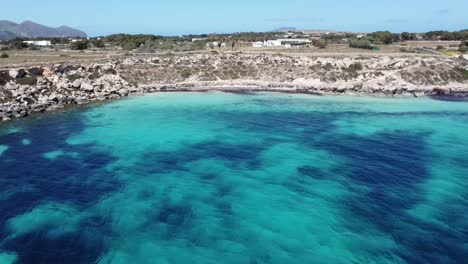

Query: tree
[91,39,105,48]
[312,39,328,49]
[70,40,89,50]
[401,32,416,41]
[6,38,30,50]
[368,31,399,44]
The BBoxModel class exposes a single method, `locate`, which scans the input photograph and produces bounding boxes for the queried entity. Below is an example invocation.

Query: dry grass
[0,50,126,67]
[400,41,461,48]
[440,50,461,57]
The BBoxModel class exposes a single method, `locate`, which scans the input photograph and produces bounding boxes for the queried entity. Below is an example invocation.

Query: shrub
[312,39,328,49]
[3,39,30,50]
[70,40,89,50]
[436,45,445,50]
[323,63,334,71]
[191,40,208,50]
[399,47,416,53]
[455,67,468,81]
[460,46,468,53]
[180,69,192,79]
[0,70,12,85]
[350,41,376,50]
[460,41,468,53]
[66,74,83,82]
[0,53,8,58]
[91,39,105,48]
[348,63,364,71]
[16,76,38,85]
[368,31,399,44]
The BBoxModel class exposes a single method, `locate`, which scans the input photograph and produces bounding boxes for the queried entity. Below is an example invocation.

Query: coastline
[1,53,468,122]
[1,86,467,126]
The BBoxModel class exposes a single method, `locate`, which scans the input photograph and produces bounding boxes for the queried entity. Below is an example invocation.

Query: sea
[0,91,467,263]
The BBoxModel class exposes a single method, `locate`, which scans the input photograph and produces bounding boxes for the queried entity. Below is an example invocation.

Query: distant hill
[0,30,17,40]
[273,27,297,32]
[0,20,87,40]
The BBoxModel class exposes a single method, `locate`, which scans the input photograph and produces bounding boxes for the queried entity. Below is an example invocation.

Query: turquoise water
[0,92,467,264]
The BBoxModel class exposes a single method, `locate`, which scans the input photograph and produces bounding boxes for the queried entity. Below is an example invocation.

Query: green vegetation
[323,29,467,47]
[70,40,89,50]
[226,32,281,42]
[180,69,192,79]
[90,39,105,48]
[455,67,468,81]
[0,29,465,54]
[66,74,83,82]
[15,76,38,86]
[50,38,74,45]
[350,40,376,50]
[348,63,364,71]
[0,71,12,86]
[460,41,468,53]
[103,34,162,50]
[0,38,30,50]
[312,39,328,49]
[367,31,400,44]
[423,30,468,41]
[401,32,418,41]
[191,40,208,50]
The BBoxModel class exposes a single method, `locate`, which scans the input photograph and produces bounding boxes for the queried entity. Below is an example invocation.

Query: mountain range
[0,20,87,40]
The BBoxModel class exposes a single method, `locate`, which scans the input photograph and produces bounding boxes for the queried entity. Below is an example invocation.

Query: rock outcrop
[1,53,468,121]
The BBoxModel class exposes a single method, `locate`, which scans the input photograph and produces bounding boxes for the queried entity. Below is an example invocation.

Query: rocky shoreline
[1,53,468,121]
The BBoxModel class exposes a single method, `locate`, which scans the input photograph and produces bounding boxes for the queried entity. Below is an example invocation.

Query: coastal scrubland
[1,29,467,121]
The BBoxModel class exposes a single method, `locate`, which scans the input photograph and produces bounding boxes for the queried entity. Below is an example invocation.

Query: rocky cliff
[1,53,467,121]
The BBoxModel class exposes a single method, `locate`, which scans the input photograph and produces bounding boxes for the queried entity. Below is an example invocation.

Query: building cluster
[22,38,90,47]
[252,39,312,48]
[23,40,52,46]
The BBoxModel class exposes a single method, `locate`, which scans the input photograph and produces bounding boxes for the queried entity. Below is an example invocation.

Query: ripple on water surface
[0,92,467,264]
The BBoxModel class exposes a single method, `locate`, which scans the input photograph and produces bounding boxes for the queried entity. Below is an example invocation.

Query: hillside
[0,20,87,40]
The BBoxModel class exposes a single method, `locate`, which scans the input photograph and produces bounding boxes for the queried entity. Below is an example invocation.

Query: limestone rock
[118,89,129,96]
[72,79,82,88]
[81,82,94,92]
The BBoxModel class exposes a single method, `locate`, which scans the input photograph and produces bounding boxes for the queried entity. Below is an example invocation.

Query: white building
[23,40,52,46]
[253,39,312,48]
[192,38,208,42]
[278,39,312,45]
[265,40,283,47]
[252,41,264,48]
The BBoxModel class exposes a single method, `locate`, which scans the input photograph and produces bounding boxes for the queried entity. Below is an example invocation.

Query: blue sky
[2,0,467,36]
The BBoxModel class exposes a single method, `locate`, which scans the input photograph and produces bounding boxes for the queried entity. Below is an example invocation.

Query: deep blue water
[0,92,467,264]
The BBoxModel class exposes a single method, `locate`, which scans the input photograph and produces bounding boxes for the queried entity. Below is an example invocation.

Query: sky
[2,0,468,36]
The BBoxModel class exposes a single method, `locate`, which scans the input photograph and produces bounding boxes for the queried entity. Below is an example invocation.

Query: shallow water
[0,92,467,264]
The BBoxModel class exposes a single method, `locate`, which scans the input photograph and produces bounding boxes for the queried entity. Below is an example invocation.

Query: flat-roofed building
[23,40,52,46]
